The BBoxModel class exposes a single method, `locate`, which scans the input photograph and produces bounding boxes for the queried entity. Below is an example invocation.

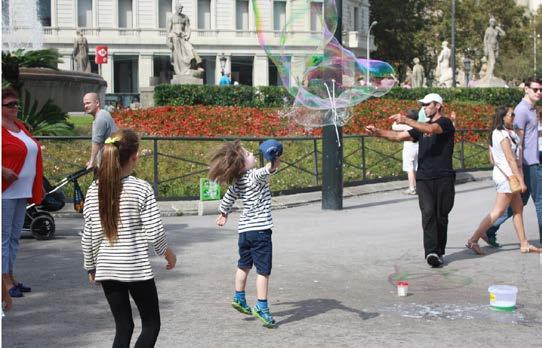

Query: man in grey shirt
[486,77,542,246]
[83,92,117,169]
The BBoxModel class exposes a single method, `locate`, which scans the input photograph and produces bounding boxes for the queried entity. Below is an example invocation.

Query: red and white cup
[397,281,409,297]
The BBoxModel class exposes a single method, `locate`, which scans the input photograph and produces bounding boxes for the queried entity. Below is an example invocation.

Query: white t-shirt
[3,130,39,199]
[392,122,418,151]
[491,129,520,182]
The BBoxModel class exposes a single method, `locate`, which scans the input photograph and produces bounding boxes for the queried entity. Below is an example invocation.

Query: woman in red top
[2,88,43,299]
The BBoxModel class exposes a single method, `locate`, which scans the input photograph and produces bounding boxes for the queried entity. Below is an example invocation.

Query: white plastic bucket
[488,285,518,311]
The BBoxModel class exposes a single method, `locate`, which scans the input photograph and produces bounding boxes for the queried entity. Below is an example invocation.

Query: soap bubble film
[253,0,396,128]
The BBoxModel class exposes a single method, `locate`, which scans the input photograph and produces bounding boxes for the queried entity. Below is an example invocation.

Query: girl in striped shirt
[209,140,280,328]
[82,129,176,347]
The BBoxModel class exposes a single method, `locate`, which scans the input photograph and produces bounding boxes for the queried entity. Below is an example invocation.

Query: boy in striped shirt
[208,140,281,328]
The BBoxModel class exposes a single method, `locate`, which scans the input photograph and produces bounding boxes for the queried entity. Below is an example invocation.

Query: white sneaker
[403,188,417,195]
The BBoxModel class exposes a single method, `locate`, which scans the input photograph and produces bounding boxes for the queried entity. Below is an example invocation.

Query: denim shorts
[237,229,272,276]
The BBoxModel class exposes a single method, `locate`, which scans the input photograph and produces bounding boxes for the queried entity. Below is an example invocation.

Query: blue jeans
[2,198,27,274]
[486,164,542,241]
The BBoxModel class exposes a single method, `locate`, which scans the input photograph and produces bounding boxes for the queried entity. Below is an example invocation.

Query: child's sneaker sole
[231,301,251,315]
[252,308,276,328]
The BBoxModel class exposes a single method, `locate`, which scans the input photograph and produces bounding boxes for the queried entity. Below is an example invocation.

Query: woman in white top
[392,109,419,195]
[82,129,177,347]
[2,87,44,300]
[466,106,541,254]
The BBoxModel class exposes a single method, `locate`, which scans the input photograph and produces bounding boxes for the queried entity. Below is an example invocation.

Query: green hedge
[154,85,524,108]
[383,87,525,107]
[154,84,294,108]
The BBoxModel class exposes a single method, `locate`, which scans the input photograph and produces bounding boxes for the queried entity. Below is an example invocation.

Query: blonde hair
[98,129,139,243]
[208,140,247,185]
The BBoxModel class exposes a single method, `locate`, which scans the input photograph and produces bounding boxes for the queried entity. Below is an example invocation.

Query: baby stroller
[23,167,93,240]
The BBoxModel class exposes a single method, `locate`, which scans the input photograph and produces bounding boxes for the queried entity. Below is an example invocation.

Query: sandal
[520,244,542,253]
[466,240,485,255]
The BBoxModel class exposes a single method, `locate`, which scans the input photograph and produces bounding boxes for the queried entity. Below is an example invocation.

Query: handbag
[494,163,521,194]
[73,179,85,213]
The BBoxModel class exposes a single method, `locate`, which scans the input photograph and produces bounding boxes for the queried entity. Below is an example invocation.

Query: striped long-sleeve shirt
[81,176,168,282]
[219,167,273,233]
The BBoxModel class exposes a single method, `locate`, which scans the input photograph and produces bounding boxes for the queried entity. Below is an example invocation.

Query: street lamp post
[463,57,471,87]
[366,20,378,85]
[451,0,456,87]
[322,0,343,210]
[534,29,540,76]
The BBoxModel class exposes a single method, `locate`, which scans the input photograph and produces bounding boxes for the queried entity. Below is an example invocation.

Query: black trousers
[416,176,455,257]
[101,279,161,348]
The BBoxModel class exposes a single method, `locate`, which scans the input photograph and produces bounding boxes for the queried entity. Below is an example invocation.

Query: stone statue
[411,57,425,88]
[478,56,488,79]
[72,29,91,73]
[483,17,505,77]
[167,3,203,78]
[436,41,453,87]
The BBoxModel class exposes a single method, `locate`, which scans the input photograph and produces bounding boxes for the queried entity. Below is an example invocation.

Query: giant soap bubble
[253,0,396,131]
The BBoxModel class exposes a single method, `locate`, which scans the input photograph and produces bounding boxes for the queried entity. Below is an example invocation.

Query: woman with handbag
[466,106,541,255]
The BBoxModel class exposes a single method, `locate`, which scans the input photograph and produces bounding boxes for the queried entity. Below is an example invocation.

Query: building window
[38,0,51,27]
[118,0,133,28]
[78,0,92,27]
[310,2,322,32]
[273,1,286,31]
[198,0,211,30]
[236,0,249,31]
[353,7,359,31]
[158,0,171,28]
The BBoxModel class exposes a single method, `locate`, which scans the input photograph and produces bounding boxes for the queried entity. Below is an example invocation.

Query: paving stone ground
[3,179,541,347]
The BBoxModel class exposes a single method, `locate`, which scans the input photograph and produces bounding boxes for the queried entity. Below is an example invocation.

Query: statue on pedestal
[73,30,91,73]
[476,17,507,87]
[411,57,425,88]
[483,17,505,78]
[167,3,204,83]
[436,41,453,87]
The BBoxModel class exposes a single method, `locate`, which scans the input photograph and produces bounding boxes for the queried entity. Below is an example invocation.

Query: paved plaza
[2,179,542,347]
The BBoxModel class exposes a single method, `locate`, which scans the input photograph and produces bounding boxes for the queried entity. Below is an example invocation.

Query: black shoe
[426,253,442,268]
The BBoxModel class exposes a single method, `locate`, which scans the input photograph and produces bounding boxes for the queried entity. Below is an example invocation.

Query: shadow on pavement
[272,298,380,326]
[445,243,518,264]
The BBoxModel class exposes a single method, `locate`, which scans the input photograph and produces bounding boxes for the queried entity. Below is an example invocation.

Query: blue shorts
[237,229,273,276]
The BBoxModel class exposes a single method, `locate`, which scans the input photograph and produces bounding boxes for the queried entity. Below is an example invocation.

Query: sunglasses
[2,101,19,109]
[529,87,542,93]
[421,102,432,107]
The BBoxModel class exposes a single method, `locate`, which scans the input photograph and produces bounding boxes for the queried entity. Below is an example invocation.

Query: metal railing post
[153,139,159,196]
[361,136,367,181]
[460,137,466,170]
[313,138,319,185]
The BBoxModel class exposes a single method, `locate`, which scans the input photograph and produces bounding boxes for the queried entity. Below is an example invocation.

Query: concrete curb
[51,170,492,218]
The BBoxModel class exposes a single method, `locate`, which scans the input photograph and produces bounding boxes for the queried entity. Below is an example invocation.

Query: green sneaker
[231,298,251,315]
[252,304,276,328]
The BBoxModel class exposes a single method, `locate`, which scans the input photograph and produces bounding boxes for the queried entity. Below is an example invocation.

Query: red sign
[95,46,108,64]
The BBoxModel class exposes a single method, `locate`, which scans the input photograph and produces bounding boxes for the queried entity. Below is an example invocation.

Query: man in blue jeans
[486,77,542,246]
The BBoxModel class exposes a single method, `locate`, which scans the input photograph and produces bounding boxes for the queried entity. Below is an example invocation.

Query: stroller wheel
[30,213,55,240]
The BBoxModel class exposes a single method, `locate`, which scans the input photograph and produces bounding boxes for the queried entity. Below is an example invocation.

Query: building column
[101,57,114,93]
[290,55,306,87]
[138,54,154,89]
[59,53,73,71]
[51,0,57,27]
[215,54,231,85]
[252,55,269,86]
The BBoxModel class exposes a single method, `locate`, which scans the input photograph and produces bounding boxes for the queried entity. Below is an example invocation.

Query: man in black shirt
[366,93,455,267]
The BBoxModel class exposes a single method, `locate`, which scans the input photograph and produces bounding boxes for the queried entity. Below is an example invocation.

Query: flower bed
[114,99,495,141]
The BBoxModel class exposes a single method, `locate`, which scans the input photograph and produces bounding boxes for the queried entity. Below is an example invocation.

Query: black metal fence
[36,129,491,200]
